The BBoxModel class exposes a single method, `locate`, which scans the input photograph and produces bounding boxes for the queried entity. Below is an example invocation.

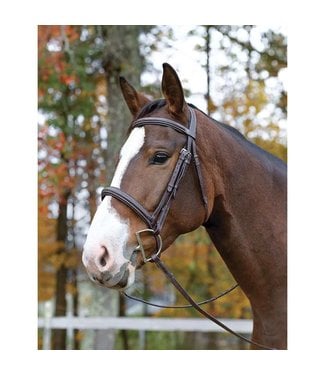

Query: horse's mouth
[110,270,130,289]
[90,263,133,291]
[92,251,143,290]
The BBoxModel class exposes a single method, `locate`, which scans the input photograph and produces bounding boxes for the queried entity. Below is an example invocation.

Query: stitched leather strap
[101,186,154,229]
[132,117,196,139]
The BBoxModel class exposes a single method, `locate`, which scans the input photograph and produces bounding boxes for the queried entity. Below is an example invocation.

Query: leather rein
[101,107,275,350]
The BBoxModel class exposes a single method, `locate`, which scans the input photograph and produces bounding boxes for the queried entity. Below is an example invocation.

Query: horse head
[82,63,209,289]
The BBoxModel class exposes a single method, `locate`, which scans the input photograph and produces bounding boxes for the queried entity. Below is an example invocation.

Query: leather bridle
[101,106,208,262]
[100,106,275,350]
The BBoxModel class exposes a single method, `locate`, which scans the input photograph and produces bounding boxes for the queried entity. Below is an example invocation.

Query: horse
[82,63,287,349]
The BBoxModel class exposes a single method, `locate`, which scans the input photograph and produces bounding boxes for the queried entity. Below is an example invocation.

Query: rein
[123,283,239,309]
[101,106,275,350]
[150,254,274,350]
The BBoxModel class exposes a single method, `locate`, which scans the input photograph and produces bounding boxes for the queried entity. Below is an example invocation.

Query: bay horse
[82,63,287,349]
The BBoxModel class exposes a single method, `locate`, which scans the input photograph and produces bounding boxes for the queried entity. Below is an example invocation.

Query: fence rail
[38,317,253,349]
[38,316,252,332]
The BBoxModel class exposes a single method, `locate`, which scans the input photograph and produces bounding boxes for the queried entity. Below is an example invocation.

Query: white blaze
[83,127,146,286]
[111,127,145,188]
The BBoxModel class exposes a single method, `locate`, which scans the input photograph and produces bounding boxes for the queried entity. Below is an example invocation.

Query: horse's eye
[151,152,169,165]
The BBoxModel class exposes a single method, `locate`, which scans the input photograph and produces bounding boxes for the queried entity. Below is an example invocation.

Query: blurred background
[38,25,287,350]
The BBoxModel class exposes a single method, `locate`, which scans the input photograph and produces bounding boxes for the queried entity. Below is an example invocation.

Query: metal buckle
[178,148,192,166]
[135,229,163,263]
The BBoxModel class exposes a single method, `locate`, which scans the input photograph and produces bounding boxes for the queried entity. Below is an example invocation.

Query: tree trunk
[119,294,129,349]
[52,190,70,349]
[102,25,146,182]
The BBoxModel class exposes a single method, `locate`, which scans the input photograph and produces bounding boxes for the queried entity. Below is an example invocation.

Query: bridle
[101,106,208,262]
[101,106,275,350]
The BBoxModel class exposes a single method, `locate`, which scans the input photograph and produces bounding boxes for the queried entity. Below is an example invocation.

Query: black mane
[135,99,166,120]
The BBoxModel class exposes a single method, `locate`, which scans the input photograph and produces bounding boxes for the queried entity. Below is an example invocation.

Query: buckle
[135,229,162,263]
[179,148,192,163]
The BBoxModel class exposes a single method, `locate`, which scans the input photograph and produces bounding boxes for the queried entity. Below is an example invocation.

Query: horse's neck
[201,116,287,324]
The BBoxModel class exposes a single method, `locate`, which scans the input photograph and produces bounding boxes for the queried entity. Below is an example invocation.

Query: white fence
[38,316,253,349]
[38,316,252,332]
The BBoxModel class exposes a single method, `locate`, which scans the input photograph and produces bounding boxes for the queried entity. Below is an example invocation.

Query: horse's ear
[120,77,150,117]
[161,63,186,119]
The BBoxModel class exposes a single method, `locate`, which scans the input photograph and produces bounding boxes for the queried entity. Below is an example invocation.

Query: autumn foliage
[38,26,106,304]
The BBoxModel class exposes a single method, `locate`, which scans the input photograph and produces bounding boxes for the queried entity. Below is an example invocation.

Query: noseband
[101,106,208,262]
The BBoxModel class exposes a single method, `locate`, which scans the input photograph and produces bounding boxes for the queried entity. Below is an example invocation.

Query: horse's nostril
[99,245,109,267]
